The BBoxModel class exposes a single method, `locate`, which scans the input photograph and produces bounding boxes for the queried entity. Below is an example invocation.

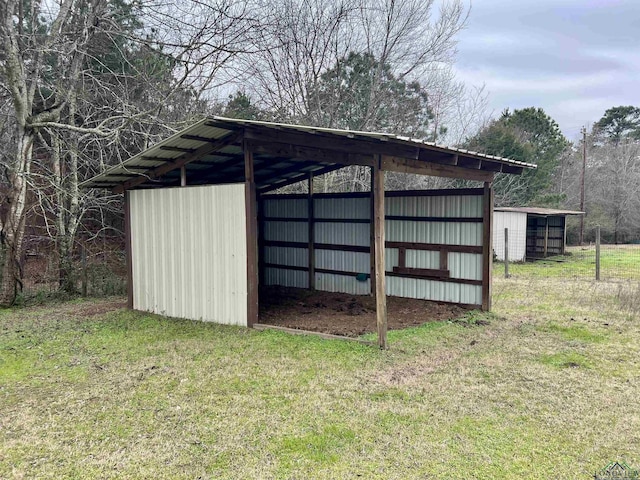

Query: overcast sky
[453,0,640,141]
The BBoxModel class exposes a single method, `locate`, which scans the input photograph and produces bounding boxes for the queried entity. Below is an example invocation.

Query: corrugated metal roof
[494,207,584,216]
[217,117,536,167]
[82,116,537,191]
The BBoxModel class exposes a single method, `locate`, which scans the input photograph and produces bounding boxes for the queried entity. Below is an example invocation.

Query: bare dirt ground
[258,286,472,337]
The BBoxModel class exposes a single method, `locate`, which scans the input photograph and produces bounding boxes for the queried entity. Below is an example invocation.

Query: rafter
[113,131,243,193]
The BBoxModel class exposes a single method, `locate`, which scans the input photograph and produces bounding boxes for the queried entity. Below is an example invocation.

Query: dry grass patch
[2,276,640,479]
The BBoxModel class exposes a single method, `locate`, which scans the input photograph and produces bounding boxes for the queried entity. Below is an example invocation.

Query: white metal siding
[315,197,370,219]
[130,185,247,326]
[493,211,527,261]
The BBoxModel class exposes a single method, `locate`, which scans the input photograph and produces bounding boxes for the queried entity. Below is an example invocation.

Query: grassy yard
[2,277,640,478]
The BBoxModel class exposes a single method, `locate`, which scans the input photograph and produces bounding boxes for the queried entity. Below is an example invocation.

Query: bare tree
[588,140,640,243]
[0,0,258,304]
[242,0,468,193]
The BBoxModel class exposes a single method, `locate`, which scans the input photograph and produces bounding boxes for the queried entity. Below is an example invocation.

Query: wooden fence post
[504,228,510,279]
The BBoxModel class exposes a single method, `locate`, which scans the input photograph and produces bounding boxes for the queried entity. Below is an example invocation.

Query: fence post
[504,227,510,279]
[595,226,601,281]
[81,246,88,297]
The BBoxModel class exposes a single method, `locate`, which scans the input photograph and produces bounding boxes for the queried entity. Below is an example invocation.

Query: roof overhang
[82,116,537,193]
[495,207,584,216]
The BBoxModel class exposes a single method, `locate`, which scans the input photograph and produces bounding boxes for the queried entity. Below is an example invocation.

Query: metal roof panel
[82,116,536,190]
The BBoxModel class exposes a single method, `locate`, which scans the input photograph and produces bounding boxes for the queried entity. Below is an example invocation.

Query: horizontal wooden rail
[264,240,483,254]
[261,187,485,200]
[261,216,483,223]
[393,266,450,278]
[263,263,482,286]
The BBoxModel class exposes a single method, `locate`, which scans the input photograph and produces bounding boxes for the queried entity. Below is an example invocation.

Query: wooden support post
[244,140,259,328]
[481,182,493,311]
[372,156,388,350]
[504,228,510,279]
[124,190,133,309]
[308,173,315,290]
[370,167,376,297]
[562,216,567,255]
[596,225,601,281]
[180,166,187,186]
[543,216,549,257]
[258,194,265,289]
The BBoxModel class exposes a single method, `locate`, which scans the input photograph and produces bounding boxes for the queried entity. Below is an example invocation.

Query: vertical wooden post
[562,215,567,255]
[372,156,387,350]
[543,216,549,257]
[308,173,315,290]
[124,190,133,309]
[504,228,509,279]
[244,139,259,328]
[258,194,265,289]
[180,166,187,187]
[439,247,448,271]
[369,167,376,297]
[481,182,493,311]
[398,247,406,268]
[596,225,601,281]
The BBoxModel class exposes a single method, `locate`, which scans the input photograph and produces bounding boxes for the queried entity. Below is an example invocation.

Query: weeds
[616,282,640,313]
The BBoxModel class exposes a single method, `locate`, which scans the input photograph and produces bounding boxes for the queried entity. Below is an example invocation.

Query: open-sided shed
[83,117,535,348]
[493,207,584,261]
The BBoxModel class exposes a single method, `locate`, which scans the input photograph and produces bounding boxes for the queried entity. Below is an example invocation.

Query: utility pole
[579,126,587,245]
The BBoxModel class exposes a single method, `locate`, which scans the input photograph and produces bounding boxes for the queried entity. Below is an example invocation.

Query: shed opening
[83,117,535,348]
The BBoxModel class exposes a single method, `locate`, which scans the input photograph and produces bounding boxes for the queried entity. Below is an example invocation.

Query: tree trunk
[58,238,77,293]
[0,131,33,306]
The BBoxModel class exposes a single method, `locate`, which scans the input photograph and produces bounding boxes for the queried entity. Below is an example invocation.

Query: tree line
[0,0,638,305]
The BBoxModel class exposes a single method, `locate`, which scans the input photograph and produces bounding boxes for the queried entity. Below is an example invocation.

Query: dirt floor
[258,286,472,337]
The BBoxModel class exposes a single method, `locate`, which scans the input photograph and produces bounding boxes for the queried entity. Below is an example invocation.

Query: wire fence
[494,225,640,282]
[13,224,640,305]
[19,245,126,304]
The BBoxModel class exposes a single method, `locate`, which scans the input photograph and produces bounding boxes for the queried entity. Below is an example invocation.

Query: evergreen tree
[466,107,568,206]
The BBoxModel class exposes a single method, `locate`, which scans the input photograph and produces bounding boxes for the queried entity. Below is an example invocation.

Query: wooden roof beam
[113,131,243,193]
[480,160,504,172]
[418,151,459,166]
[258,164,344,193]
[382,155,495,182]
[180,134,228,143]
[160,145,196,153]
[197,162,319,188]
[244,128,419,160]
[457,157,482,169]
[246,140,376,167]
[116,165,162,172]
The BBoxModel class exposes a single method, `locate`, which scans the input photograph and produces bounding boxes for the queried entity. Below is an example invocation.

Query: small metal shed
[493,207,584,261]
[83,116,535,348]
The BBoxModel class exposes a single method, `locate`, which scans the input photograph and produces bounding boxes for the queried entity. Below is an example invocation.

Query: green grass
[2,273,640,478]
[496,244,640,280]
